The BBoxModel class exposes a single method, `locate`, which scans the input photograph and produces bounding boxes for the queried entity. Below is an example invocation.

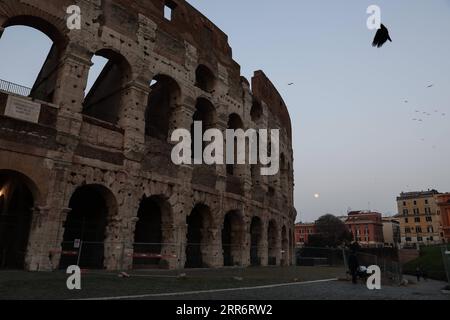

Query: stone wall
[0,0,296,271]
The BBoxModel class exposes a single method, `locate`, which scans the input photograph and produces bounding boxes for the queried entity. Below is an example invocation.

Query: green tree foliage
[307,214,353,248]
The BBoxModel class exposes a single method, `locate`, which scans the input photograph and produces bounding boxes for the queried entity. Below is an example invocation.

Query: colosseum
[0,0,295,271]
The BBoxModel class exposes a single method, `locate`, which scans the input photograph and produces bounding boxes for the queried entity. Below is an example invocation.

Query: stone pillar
[24,206,50,271]
[176,221,188,269]
[118,83,149,161]
[122,216,139,270]
[239,223,251,267]
[202,227,221,268]
[161,226,178,269]
[260,221,269,266]
[49,207,72,270]
[53,49,92,152]
[215,119,228,192]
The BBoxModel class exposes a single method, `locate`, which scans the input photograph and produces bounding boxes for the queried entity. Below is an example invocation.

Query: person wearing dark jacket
[348,252,360,284]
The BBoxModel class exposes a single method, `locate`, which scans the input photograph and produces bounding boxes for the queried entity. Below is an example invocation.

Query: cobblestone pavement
[144,276,450,300]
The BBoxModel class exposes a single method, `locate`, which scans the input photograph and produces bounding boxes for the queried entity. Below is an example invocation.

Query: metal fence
[56,241,265,271]
[295,246,404,285]
[296,247,346,267]
[0,78,31,97]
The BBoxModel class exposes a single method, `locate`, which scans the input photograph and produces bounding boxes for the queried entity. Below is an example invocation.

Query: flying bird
[372,24,392,48]
[288,83,294,86]
[427,84,434,88]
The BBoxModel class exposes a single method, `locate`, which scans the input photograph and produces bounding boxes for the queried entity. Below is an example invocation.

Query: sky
[0,1,450,222]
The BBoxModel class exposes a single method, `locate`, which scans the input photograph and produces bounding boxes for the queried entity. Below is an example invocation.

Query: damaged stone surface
[0,0,295,271]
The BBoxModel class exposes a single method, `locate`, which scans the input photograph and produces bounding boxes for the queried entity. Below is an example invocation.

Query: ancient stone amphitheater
[0,0,295,271]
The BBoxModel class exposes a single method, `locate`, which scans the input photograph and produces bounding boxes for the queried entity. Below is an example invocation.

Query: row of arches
[0,18,292,183]
[0,18,270,134]
[0,170,293,270]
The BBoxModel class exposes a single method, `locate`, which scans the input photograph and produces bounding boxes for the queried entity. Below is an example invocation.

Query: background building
[345,211,384,248]
[396,190,442,248]
[294,223,316,246]
[435,193,450,243]
[382,217,401,248]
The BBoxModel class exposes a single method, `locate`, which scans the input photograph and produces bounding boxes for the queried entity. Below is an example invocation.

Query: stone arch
[1,15,67,45]
[250,99,263,122]
[133,194,174,269]
[222,210,246,266]
[191,97,217,164]
[83,49,132,125]
[185,203,215,268]
[59,184,117,269]
[0,170,39,269]
[195,64,216,92]
[0,14,68,102]
[250,216,263,266]
[145,74,181,141]
[267,219,279,266]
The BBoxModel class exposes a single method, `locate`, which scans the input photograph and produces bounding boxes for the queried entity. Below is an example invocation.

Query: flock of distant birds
[286,23,447,150]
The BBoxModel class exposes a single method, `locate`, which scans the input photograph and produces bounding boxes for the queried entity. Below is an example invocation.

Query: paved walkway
[139,276,449,300]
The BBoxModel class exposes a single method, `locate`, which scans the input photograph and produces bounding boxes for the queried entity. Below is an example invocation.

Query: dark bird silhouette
[372,24,392,48]
[427,84,434,88]
[288,83,294,86]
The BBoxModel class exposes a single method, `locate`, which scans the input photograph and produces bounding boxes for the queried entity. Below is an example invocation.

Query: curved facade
[0,0,295,271]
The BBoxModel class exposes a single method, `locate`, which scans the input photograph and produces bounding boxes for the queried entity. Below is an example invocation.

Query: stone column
[24,206,50,271]
[161,226,178,269]
[53,48,92,154]
[260,220,269,266]
[49,207,72,270]
[121,216,139,270]
[177,221,188,269]
[202,227,221,268]
[118,82,149,161]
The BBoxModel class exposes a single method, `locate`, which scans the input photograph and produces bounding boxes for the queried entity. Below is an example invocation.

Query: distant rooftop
[397,189,440,200]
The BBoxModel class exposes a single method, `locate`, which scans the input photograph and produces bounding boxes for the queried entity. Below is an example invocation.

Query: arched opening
[59,185,116,269]
[191,98,216,163]
[146,75,180,141]
[281,226,289,266]
[0,16,66,102]
[222,210,245,266]
[0,170,36,269]
[195,65,215,92]
[226,113,244,176]
[268,220,278,266]
[250,216,263,266]
[83,49,131,125]
[250,99,263,122]
[133,195,173,269]
[185,204,214,268]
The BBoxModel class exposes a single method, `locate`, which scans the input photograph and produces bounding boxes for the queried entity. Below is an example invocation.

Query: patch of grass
[0,266,345,300]
[403,246,448,282]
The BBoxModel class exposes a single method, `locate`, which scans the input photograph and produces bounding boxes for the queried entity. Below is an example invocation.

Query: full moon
[314,193,320,199]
